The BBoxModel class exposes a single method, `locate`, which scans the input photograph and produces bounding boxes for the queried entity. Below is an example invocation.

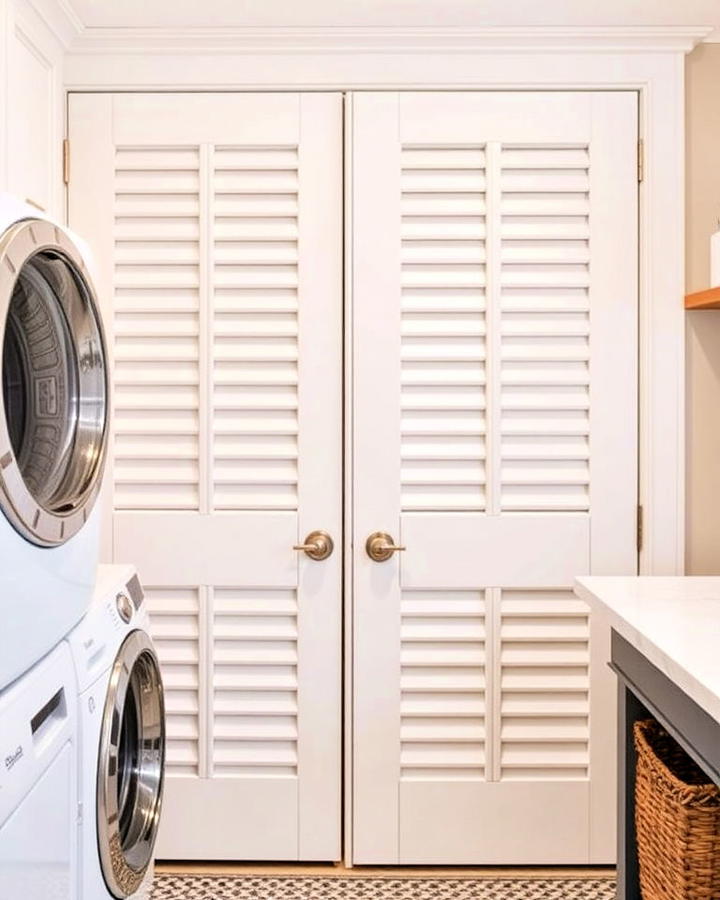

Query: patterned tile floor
[151,876,616,900]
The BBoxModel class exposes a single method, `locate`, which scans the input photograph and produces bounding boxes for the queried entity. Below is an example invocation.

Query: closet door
[352,91,638,864]
[69,93,342,860]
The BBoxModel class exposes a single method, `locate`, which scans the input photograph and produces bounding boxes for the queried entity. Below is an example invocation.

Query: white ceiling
[65,0,720,32]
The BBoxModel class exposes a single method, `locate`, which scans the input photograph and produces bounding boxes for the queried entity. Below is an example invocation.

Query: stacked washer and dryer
[0,197,166,900]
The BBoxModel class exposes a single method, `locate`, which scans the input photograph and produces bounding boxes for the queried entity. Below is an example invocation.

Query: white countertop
[575,576,720,724]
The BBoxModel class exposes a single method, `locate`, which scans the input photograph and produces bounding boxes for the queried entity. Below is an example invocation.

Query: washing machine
[0,194,109,691]
[69,564,165,900]
[0,639,79,900]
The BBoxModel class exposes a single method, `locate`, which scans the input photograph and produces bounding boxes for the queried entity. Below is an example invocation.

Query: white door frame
[46,22,710,862]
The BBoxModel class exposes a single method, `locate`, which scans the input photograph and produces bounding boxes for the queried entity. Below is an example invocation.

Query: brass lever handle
[293,530,334,561]
[366,531,406,562]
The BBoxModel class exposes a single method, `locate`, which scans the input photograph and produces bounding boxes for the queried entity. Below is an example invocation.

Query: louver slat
[212,147,299,511]
[114,146,201,510]
[400,147,487,512]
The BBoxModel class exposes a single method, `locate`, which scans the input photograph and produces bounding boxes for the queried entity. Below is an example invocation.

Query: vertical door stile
[585,92,639,862]
[586,93,638,573]
[484,145,502,787]
[484,142,502,520]
[343,90,355,869]
[487,586,501,783]
[198,144,213,783]
[66,94,115,559]
[199,583,211,780]
[199,142,213,516]
[352,91,403,865]
[295,92,343,860]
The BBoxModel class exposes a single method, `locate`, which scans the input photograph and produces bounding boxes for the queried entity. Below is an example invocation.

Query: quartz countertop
[575,576,720,724]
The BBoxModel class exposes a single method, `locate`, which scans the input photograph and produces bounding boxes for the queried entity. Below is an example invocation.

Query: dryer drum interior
[98,630,165,899]
[0,218,108,546]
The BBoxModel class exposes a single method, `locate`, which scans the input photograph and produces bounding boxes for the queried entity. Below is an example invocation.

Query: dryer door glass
[98,630,165,899]
[0,219,108,546]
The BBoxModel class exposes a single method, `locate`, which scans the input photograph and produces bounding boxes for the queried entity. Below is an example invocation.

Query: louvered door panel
[401,590,486,780]
[400,148,487,512]
[113,147,201,510]
[212,147,299,511]
[145,587,202,777]
[498,590,590,781]
[69,92,342,862]
[147,586,303,780]
[500,146,591,512]
[354,91,637,865]
[213,588,299,776]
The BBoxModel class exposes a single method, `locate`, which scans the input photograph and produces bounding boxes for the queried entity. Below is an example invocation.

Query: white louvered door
[352,92,638,863]
[68,92,342,860]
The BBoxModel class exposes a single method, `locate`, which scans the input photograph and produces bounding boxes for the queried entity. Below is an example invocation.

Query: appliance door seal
[97,630,165,899]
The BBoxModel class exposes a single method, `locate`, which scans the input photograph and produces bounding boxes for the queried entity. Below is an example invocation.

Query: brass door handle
[366,531,406,562]
[294,530,334,561]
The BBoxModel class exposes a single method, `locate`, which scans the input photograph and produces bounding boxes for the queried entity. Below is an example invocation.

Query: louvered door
[68,92,342,860]
[352,91,638,863]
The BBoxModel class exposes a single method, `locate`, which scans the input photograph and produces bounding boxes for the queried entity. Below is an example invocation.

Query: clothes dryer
[0,195,109,689]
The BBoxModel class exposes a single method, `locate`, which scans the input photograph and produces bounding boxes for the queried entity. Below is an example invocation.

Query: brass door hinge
[62,139,69,185]
[637,138,644,184]
[636,504,644,553]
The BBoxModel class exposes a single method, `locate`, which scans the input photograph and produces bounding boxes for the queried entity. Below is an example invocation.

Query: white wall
[685,43,720,574]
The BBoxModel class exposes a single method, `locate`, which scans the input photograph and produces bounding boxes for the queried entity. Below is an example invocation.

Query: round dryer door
[0,218,108,546]
[98,630,165,899]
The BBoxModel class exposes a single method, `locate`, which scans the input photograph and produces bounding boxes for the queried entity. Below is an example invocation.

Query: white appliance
[69,564,165,900]
[0,640,78,900]
[0,194,109,690]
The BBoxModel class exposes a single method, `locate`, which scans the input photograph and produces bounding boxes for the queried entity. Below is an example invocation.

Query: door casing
[64,45,688,860]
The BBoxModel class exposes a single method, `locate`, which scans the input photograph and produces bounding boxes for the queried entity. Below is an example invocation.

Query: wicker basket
[634,719,720,900]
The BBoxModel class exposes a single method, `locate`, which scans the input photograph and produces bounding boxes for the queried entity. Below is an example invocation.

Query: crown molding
[23,0,83,48]
[66,25,714,56]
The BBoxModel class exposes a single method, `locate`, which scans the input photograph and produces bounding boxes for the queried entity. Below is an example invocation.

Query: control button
[115,592,133,624]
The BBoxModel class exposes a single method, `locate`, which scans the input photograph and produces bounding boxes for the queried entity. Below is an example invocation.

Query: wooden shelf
[686,286,720,309]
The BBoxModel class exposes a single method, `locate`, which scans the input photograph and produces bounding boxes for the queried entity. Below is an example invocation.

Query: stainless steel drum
[0,218,108,546]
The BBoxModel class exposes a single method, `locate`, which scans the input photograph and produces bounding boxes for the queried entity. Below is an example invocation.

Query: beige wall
[686,43,720,573]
